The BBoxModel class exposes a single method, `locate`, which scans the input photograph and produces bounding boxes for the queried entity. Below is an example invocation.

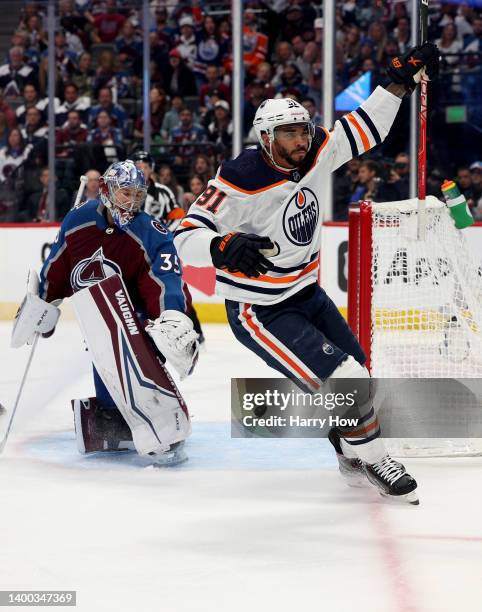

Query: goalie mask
[253,98,314,170]
[100,160,148,229]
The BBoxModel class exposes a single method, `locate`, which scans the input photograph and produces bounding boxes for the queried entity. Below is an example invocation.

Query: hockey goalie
[11,160,199,466]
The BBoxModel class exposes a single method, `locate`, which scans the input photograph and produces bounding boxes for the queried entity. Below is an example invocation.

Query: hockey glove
[387,42,440,92]
[11,269,60,348]
[210,233,275,278]
[146,310,199,380]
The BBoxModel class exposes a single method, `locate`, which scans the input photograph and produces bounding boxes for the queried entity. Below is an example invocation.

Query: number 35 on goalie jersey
[174,86,402,306]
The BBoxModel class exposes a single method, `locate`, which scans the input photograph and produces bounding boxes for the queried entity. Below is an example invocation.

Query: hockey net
[348,196,482,456]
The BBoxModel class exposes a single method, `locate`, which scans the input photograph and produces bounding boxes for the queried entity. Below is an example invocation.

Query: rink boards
[1,221,481,322]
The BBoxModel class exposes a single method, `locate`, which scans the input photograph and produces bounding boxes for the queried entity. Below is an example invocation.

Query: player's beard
[274,141,308,169]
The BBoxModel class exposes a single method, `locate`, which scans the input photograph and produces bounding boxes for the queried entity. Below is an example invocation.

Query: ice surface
[1,320,482,612]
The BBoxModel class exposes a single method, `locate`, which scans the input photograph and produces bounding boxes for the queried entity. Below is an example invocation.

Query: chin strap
[268,140,294,172]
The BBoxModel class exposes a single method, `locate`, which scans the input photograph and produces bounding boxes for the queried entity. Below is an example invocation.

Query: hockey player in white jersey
[174,43,440,503]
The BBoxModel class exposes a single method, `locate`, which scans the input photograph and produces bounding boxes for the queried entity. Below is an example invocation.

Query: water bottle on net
[441,179,474,229]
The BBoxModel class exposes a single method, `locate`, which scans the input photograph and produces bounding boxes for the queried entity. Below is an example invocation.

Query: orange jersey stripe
[179,221,199,229]
[167,208,187,220]
[347,114,370,152]
[223,259,319,284]
[218,176,288,195]
[242,305,320,389]
[342,417,380,438]
[309,127,331,170]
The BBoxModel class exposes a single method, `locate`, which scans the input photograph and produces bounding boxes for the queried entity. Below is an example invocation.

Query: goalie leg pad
[72,397,134,454]
[72,275,191,456]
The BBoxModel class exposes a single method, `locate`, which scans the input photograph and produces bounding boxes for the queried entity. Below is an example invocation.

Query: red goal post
[348,201,373,372]
[347,197,482,456]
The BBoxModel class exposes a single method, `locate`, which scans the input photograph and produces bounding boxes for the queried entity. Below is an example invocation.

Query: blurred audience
[135,86,168,139]
[72,168,100,206]
[160,94,184,140]
[16,83,48,126]
[162,48,197,97]
[0,46,38,97]
[19,166,69,222]
[169,107,207,166]
[207,100,232,157]
[3,0,481,220]
[56,110,88,157]
[87,109,123,162]
[0,128,32,183]
[158,164,184,205]
[21,107,48,146]
[89,87,128,136]
[55,82,90,126]
[87,0,127,44]
[183,174,206,208]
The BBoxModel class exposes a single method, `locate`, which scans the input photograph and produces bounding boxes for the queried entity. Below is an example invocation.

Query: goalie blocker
[72,274,191,458]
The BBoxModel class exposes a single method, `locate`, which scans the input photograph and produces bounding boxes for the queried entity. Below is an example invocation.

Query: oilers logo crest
[70,247,121,291]
[282,187,319,246]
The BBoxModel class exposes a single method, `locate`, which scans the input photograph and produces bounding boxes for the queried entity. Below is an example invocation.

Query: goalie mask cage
[348,197,482,456]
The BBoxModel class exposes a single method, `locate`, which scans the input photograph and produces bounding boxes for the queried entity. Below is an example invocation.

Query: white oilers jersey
[174,86,401,305]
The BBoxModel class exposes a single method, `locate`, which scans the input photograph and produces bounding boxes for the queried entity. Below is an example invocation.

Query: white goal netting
[369,196,482,456]
[371,196,482,378]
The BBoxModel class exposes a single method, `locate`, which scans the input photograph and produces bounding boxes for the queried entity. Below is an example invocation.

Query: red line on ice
[369,502,422,612]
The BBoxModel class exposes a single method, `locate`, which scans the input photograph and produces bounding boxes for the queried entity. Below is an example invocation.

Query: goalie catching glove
[145,310,199,380]
[210,232,275,278]
[387,42,440,93]
[11,269,60,348]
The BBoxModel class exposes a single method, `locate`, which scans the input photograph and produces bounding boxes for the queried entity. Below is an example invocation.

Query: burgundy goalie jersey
[39,199,186,318]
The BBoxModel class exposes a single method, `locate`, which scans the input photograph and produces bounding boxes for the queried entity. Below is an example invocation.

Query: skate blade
[151,448,188,468]
[346,480,370,489]
[339,468,369,488]
[380,490,419,505]
[343,474,370,488]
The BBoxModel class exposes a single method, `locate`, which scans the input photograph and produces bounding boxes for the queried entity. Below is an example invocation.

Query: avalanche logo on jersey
[151,219,168,234]
[282,187,319,246]
[70,247,121,291]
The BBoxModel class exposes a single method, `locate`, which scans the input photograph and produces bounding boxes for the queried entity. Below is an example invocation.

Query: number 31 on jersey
[195,187,226,214]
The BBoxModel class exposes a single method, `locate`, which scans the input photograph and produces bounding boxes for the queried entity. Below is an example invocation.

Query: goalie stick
[0,334,39,454]
[417,0,429,240]
[73,175,88,209]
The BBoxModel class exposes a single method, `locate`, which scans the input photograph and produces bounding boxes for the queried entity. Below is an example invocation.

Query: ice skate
[364,455,419,505]
[72,398,134,454]
[149,441,188,467]
[328,428,367,488]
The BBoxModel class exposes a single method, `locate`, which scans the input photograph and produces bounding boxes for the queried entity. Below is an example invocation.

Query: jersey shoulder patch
[62,199,100,233]
[218,148,289,194]
[128,210,175,260]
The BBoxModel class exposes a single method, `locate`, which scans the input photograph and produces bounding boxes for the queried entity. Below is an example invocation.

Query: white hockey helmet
[253,98,314,167]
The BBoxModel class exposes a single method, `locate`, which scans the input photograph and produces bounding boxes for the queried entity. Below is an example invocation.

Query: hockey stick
[260,241,280,258]
[73,175,88,208]
[417,0,429,240]
[0,334,39,454]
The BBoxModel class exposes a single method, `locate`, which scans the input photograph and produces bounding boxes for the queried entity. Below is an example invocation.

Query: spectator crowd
[0,0,480,222]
